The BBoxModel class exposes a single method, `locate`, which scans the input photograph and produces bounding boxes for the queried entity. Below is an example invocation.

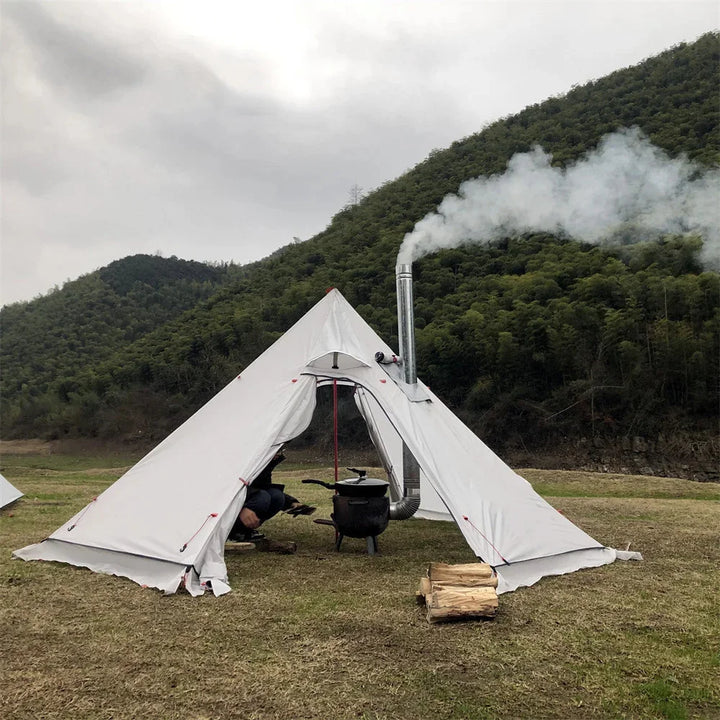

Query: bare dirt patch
[1,437,152,457]
[0,439,54,455]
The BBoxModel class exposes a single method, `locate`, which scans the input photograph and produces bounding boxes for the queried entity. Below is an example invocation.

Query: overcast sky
[1,0,717,306]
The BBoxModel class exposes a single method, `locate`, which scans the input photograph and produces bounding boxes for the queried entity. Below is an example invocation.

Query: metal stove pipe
[389,263,421,520]
[396,264,417,385]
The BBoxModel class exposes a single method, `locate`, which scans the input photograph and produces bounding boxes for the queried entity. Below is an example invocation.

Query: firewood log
[223,542,256,551]
[432,575,498,589]
[428,562,494,583]
[426,585,498,622]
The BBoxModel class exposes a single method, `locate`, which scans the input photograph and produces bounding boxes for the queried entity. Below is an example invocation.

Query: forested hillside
[1,34,718,464]
[0,255,234,434]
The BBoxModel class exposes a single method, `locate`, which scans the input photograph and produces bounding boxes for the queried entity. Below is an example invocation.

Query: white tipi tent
[14,289,638,595]
[1,473,23,509]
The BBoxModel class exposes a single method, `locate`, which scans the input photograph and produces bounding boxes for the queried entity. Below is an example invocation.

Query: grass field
[1,453,718,720]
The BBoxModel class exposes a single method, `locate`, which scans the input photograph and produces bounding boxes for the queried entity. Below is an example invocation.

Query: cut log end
[416,576,433,605]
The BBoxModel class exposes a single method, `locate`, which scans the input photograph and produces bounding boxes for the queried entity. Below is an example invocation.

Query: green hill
[0,254,234,436]
[1,33,718,459]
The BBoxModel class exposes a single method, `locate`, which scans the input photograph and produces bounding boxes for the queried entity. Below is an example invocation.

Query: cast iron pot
[331,494,390,540]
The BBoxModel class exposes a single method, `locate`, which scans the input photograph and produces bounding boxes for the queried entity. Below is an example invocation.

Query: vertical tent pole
[333,379,339,484]
[332,378,340,546]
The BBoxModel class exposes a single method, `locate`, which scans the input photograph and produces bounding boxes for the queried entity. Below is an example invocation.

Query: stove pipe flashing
[390,263,421,520]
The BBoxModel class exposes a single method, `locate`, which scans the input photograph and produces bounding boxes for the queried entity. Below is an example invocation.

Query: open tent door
[354,386,451,521]
[14,372,320,597]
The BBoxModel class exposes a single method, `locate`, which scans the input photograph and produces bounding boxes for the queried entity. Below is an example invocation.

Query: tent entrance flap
[354,386,451,521]
[272,374,317,445]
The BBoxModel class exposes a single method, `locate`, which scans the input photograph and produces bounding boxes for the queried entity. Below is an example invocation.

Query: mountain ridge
[1,33,718,465]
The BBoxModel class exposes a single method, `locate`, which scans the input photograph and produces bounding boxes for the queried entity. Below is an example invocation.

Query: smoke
[397,127,720,266]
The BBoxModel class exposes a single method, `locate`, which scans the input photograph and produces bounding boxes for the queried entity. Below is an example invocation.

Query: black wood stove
[303,469,390,554]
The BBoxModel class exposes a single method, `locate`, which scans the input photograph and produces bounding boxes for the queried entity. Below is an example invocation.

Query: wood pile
[416,562,499,623]
[225,539,297,554]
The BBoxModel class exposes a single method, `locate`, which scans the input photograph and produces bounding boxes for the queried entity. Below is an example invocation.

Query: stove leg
[335,533,344,551]
[366,536,378,555]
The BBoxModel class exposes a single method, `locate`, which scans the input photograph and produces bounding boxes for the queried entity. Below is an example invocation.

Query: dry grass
[1,456,718,720]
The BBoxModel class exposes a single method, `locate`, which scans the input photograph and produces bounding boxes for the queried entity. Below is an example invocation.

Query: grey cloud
[2,1,716,306]
[4,0,148,100]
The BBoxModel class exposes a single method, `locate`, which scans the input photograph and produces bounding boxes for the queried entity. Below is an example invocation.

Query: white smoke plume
[397,127,720,266]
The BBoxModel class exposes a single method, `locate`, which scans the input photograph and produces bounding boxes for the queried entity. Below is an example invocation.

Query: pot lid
[338,478,389,487]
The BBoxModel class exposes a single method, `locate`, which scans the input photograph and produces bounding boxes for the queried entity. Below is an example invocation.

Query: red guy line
[180,513,219,553]
[462,515,509,565]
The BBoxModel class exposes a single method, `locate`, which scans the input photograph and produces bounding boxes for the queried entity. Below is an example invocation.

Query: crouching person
[228,450,314,542]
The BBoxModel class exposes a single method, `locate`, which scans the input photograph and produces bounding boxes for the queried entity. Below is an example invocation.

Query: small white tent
[1,473,23,509]
[14,289,638,595]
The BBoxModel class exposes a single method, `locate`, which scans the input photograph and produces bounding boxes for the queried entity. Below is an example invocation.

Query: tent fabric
[14,289,630,594]
[354,387,451,521]
[1,474,23,509]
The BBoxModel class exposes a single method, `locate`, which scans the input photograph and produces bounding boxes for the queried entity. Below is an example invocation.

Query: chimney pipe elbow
[389,495,421,521]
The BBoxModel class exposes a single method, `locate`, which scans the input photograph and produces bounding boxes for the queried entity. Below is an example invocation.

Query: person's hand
[239,507,261,529]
